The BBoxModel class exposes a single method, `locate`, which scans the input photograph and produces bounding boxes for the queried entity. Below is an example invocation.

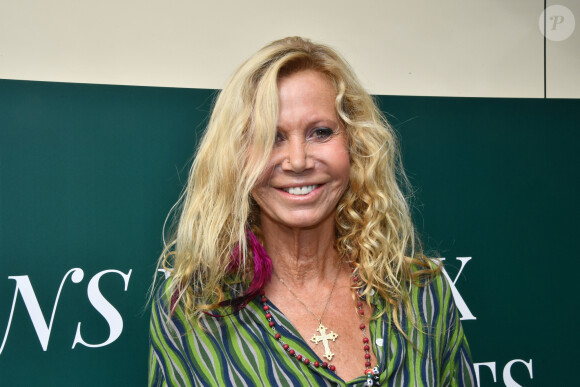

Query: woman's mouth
[282,185,319,196]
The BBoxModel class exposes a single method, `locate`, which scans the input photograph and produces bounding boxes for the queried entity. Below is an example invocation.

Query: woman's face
[251,69,350,230]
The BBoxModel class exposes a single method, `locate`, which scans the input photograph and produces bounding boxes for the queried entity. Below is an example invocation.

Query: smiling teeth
[283,185,318,195]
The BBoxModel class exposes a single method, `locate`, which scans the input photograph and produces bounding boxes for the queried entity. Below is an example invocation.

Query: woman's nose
[281,139,313,173]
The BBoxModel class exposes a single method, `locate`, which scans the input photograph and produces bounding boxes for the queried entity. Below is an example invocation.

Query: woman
[149,37,475,386]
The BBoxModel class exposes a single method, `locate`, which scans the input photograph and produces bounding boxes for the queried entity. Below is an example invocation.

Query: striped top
[149,272,475,386]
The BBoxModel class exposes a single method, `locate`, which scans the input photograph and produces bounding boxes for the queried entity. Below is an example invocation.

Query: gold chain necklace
[272,260,342,361]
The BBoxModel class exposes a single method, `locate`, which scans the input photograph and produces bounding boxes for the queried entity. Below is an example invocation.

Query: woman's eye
[313,127,334,140]
[274,132,284,143]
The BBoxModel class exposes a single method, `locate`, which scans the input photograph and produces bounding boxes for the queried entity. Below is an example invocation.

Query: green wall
[1,79,578,386]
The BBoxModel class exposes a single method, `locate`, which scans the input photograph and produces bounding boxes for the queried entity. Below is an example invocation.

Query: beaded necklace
[259,271,381,386]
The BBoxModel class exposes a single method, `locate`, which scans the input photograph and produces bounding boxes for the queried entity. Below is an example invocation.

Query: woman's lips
[276,184,325,198]
[281,184,320,195]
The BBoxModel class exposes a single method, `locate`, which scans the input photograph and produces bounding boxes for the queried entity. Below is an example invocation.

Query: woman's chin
[268,211,334,231]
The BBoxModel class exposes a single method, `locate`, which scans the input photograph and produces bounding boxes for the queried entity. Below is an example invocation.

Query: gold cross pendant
[310,323,338,361]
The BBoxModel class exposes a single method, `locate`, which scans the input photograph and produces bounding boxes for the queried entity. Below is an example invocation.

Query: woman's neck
[260,214,341,286]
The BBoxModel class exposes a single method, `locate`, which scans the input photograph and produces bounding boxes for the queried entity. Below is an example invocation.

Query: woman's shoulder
[407,258,455,312]
[408,257,446,286]
[152,274,246,318]
[152,275,178,313]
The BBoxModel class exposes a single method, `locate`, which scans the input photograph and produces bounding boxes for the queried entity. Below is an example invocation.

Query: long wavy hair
[158,37,438,332]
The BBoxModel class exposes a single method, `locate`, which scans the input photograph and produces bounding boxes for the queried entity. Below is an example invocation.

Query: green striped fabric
[149,272,475,386]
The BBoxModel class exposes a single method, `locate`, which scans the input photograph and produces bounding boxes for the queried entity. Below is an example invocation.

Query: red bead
[357,301,363,307]
[289,349,295,356]
[364,344,370,351]
[365,361,371,367]
[263,305,269,311]
[366,368,373,375]
[365,353,371,359]
[363,337,369,343]
[314,361,320,368]
[275,333,281,340]
[358,309,364,315]
[283,344,289,350]
[261,297,267,303]
[269,321,275,327]
[360,323,365,330]
[322,362,328,368]
[303,358,310,365]
[329,365,336,372]
[296,355,302,361]
[265,313,271,319]
[353,276,359,282]
[259,289,265,296]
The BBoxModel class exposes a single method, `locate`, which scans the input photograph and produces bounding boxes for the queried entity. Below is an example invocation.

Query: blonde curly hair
[158,37,438,331]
